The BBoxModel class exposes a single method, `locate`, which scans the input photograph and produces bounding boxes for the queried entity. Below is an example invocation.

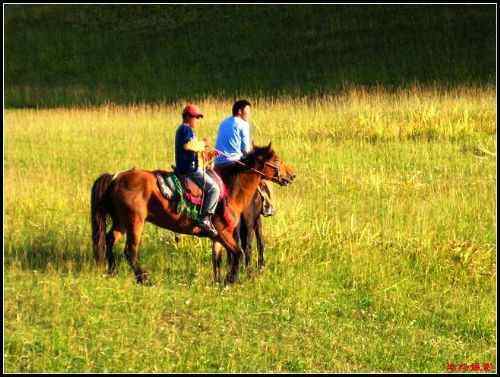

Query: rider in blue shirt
[214,110,251,166]
[214,100,275,217]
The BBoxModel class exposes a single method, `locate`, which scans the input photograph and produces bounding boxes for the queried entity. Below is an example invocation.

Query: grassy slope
[4,87,496,372]
[4,5,496,107]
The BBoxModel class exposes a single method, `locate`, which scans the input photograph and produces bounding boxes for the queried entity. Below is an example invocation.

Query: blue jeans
[186,169,220,216]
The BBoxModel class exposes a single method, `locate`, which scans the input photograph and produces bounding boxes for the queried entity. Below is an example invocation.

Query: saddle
[156,167,235,227]
[156,167,227,207]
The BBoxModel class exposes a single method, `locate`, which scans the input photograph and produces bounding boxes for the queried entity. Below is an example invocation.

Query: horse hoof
[136,272,150,284]
[224,275,237,285]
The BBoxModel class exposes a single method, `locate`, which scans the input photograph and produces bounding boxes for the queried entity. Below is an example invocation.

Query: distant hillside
[4,5,496,107]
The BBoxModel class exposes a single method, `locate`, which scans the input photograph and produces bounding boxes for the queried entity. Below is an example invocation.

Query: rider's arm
[240,122,251,154]
[184,139,206,152]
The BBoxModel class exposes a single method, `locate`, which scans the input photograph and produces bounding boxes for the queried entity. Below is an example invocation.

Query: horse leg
[105,226,123,276]
[255,216,265,270]
[243,218,255,269]
[217,230,244,285]
[212,241,224,283]
[124,218,148,284]
[236,218,249,267]
[234,220,243,250]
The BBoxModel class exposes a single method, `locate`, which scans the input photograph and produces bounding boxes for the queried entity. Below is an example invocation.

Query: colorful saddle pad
[157,170,227,206]
[156,169,234,226]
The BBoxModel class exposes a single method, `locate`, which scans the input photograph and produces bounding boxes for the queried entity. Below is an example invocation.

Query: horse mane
[221,145,275,178]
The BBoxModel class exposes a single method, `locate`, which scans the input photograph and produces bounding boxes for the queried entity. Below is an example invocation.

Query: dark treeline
[4,5,496,107]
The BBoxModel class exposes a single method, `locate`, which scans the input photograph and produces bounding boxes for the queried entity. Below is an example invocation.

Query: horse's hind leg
[105,225,123,276]
[124,217,148,284]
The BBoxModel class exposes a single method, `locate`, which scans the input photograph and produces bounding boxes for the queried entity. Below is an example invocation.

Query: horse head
[249,142,296,186]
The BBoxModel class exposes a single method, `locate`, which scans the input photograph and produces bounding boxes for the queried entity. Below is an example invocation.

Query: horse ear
[264,141,275,158]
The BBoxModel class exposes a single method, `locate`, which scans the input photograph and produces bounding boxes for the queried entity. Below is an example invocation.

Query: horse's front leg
[254,216,265,270]
[217,229,244,285]
[235,217,251,268]
[212,241,224,283]
[243,219,255,269]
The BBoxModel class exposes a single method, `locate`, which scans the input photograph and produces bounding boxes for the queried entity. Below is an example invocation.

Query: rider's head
[182,104,204,127]
[232,100,251,122]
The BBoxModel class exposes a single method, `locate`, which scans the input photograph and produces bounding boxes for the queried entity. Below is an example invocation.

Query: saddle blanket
[156,170,227,206]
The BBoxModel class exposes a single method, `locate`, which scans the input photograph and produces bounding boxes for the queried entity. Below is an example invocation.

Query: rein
[214,149,281,183]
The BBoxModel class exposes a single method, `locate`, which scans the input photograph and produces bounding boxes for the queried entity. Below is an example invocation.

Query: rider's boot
[198,213,218,237]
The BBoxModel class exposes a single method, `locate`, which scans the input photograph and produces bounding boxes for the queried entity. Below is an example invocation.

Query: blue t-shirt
[214,116,251,166]
[175,124,198,174]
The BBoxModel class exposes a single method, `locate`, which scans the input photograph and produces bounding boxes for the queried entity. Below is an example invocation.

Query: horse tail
[91,173,115,266]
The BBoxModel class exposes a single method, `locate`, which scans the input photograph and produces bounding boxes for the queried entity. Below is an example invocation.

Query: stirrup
[261,204,276,217]
[198,216,218,237]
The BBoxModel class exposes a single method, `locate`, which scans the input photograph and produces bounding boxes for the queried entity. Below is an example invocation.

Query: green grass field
[3,86,496,372]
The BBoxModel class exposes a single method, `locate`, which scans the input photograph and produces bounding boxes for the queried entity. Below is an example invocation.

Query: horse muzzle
[279,173,295,186]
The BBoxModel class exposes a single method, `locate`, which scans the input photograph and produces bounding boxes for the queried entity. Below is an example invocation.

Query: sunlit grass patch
[3,86,496,372]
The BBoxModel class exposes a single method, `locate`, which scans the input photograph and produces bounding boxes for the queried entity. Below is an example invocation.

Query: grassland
[3,85,496,372]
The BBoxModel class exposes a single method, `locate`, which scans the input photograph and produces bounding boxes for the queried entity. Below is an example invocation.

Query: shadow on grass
[4,241,93,274]
[4,235,208,289]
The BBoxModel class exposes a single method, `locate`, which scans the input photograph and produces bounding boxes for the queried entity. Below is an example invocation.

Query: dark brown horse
[90,143,295,284]
[237,189,266,270]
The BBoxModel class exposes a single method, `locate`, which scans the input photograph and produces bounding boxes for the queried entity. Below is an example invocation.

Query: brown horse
[90,143,295,284]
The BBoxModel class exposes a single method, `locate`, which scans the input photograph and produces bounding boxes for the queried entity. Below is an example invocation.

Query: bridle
[232,158,282,183]
[214,149,282,183]
[261,160,282,183]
